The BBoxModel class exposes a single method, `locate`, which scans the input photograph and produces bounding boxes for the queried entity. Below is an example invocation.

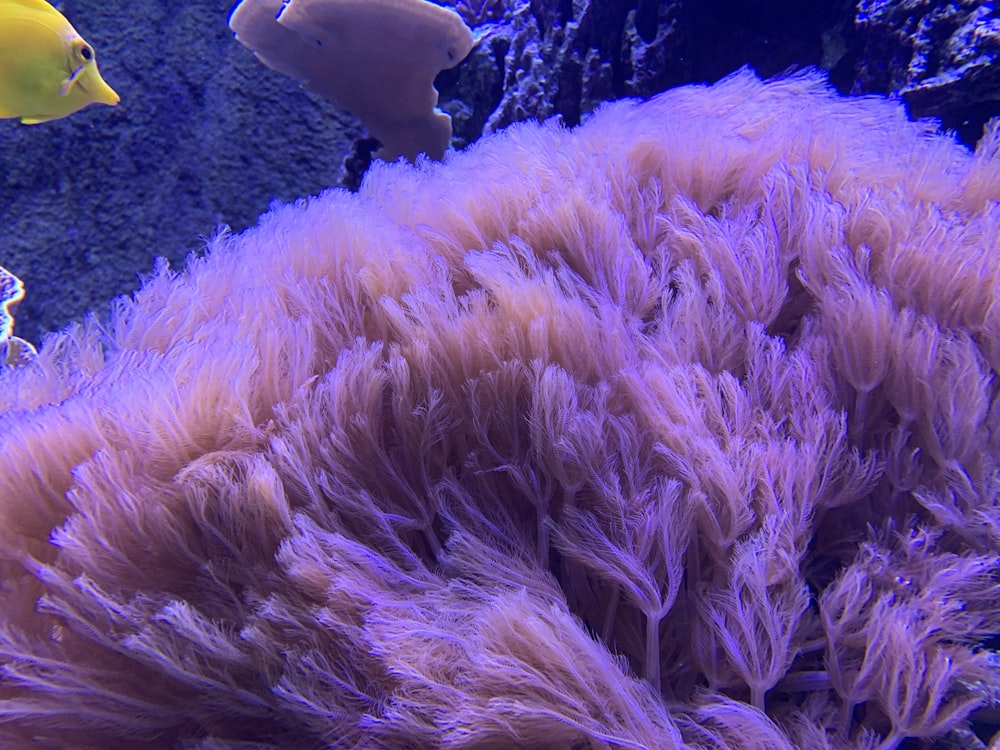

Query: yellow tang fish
[0,0,119,123]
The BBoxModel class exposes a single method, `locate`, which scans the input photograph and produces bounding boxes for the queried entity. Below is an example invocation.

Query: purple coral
[1,68,999,748]
[455,0,505,26]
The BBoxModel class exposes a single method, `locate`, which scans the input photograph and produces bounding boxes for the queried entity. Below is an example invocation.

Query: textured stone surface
[7,0,1000,345]
[477,0,683,133]
[447,0,864,143]
[0,0,360,343]
[854,0,1000,141]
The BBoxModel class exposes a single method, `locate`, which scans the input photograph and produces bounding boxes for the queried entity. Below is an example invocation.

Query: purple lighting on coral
[1,68,999,748]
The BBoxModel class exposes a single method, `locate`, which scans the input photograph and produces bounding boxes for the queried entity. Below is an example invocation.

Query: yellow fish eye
[71,39,93,62]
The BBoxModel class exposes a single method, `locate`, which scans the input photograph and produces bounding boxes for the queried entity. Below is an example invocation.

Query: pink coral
[1,68,999,748]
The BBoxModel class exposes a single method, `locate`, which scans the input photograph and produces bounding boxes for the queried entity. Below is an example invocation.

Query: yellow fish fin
[2,0,66,12]
[58,64,86,97]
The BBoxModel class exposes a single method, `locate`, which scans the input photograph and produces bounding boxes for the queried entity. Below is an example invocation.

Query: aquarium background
[4,1,1000,748]
[0,0,361,343]
[2,0,998,345]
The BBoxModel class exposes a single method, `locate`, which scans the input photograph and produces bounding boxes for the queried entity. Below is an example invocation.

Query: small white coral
[229,0,473,162]
[0,265,37,368]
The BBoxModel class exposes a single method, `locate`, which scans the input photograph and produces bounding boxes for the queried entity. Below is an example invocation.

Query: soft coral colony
[2,68,1000,749]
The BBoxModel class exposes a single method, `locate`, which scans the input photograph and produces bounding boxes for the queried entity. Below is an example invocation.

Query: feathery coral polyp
[1,69,999,748]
